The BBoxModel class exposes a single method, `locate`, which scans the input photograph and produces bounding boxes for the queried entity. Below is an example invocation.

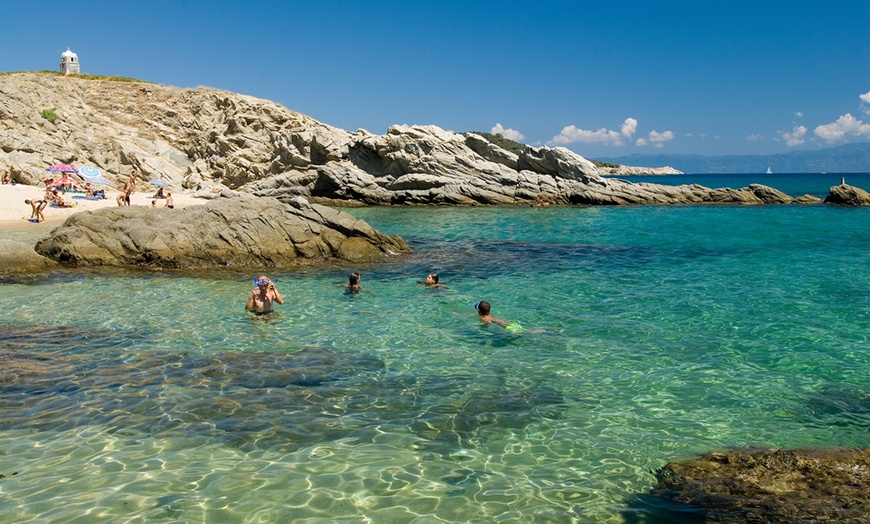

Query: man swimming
[345,272,363,293]
[245,275,284,314]
[475,300,508,327]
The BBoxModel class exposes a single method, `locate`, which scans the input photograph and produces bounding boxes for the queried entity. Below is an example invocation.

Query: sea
[1,172,868,523]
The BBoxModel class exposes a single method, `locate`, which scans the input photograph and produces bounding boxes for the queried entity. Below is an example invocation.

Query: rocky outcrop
[0,240,59,275]
[824,183,870,206]
[0,72,863,206]
[650,447,870,523]
[597,164,683,176]
[34,193,410,269]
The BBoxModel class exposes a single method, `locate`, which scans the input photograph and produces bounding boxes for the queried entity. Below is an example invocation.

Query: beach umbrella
[148,179,168,187]
[49,175,78,186]
[79,166,110,185]
[83,174,110,185]
[78,165,101,178]
[46,163,79,173]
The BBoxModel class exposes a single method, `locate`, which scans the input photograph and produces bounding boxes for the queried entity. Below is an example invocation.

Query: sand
[0,183,204,230]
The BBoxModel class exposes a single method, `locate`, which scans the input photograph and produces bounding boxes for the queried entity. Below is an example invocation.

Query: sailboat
[765,165,773,175]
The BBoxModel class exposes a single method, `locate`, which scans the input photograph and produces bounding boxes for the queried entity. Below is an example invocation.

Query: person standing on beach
[246,276,284,314]
[24,198,46,222]
[117,173,136,206]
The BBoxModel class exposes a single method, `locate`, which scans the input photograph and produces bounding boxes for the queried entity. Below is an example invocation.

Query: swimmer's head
[475,300,491,315]
[256,276,271,287]
[426,273,439,284]
[349,272,361,285]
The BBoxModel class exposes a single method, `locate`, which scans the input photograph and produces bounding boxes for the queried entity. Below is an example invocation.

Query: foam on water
[1,182,869,521]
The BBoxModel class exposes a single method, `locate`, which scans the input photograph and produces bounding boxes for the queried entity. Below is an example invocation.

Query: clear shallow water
[2,177,869,522]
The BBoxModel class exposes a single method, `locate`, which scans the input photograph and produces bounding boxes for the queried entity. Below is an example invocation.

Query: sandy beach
[0,183,203,231]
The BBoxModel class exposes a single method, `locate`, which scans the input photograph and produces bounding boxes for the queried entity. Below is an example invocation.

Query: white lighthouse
[60,48,80,75]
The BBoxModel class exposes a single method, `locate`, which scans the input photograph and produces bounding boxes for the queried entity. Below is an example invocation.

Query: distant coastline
[595,142,870,174]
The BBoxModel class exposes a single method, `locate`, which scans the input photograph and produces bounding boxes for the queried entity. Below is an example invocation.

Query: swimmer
[474,300,509,327]
[345,272,363,293]
[245,275,284,314]
[421,273,447,288]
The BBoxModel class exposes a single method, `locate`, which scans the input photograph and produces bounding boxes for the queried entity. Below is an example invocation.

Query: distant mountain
[595,143,870,174]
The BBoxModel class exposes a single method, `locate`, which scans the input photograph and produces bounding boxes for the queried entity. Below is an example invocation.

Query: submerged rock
[34,193,410,268]
[650,447,870,523]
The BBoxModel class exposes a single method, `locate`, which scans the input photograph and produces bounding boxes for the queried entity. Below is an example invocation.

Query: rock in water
[824,183,870,206]
[650,447,870,523]
[34,193,410,268]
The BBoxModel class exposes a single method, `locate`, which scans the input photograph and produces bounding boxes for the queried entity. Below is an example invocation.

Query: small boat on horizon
[766,165,773,174]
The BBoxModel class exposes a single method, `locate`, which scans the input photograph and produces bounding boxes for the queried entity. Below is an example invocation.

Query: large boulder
[34,193,411,268]
[824,183,870,205]
[0,240,59,275]
[650,447,870,523]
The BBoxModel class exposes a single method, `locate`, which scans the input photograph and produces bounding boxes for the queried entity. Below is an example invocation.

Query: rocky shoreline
[3,73,869,208]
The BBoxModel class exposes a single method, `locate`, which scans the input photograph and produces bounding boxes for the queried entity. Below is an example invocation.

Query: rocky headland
[3,72,863,206]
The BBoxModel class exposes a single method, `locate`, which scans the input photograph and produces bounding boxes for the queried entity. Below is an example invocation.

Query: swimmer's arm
[271,286,284,305]
[491,317,509,327]
[245,289,257,311]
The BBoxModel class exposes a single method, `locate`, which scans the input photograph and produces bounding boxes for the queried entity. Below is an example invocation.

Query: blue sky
[2,1,869,159]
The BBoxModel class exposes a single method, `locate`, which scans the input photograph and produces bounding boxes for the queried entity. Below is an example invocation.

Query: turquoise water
[1,177,869,522]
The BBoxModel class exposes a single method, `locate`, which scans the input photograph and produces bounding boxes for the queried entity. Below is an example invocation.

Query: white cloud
[782,125,807,147]
[648,130,674,143]
[636,130,674,148]
[621,118,638,138]
[746,134,764,141]
[550,118,637,146]
[491,123,524,141]
[551,125,625,146]
[861,90,870,116]
[795,112,803,118]
[814,113,870,142]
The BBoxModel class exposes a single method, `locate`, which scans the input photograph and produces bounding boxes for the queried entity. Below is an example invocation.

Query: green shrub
[464,131,526,155]
[39,108,57,123]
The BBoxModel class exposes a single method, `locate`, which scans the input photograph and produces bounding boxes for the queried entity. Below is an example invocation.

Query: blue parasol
[78,166,110,185]
[78,165,101,178]
[148,179,168,187]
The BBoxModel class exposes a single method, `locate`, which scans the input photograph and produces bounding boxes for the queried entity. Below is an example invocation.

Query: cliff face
[0,73,818,206]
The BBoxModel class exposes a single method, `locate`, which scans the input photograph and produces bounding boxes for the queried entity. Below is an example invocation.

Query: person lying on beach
[420,273,447,288]
[245,275,284,314]
[24,199,47,222]
[345,272,363,293]
[475,300,509,327]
